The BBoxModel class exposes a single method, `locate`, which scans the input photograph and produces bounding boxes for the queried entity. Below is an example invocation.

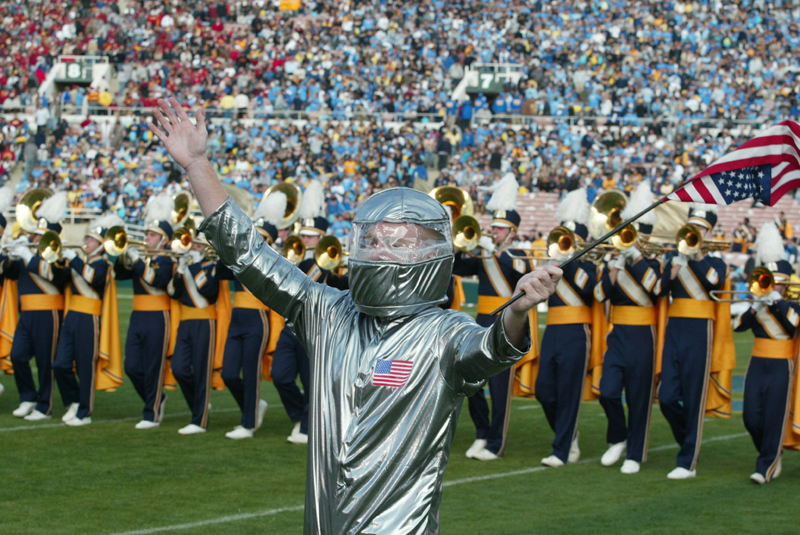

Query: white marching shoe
[65,416,92,427]
[62,403,79,422]
[135,420,160,429]
[24,410,51,421]
[287,422,308,444]
[226,426,255,440]
[178,424,207,435]
[541,455,565,468]
[12,401,36,417]
[620,460,640,474]
[472,448,500,461]
[466,439,488,459]
[773,458,782,480]
[257,400,268,429]
[568,432,581,463]
[750,472,766,485]
[667,467,696,480]
[601,441,627,466]
[0,382,4,396]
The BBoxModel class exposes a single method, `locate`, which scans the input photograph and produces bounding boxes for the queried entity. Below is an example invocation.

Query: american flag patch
[372,359,413,388]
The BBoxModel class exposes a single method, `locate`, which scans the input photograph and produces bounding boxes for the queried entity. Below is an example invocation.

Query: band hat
[755,221,786,269]
[556,188,589,239]
[687,202,718,231]
[487,173,520,232]
[86,213,125,245]
[300,216,329,236]
[145,193,174,240]
[620,180,657,235]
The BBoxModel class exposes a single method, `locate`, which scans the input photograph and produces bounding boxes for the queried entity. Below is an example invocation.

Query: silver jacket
[200,198,531,535]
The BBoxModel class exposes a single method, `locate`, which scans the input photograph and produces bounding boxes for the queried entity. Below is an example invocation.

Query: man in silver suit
[149,97,561,535]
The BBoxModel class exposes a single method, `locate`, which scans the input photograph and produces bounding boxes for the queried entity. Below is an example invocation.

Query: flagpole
[489,197,665,317]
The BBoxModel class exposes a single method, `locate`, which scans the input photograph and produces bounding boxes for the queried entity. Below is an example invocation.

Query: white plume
[486,174,519,212]
[555,188,589,225]
[254,191,287,228]
[145,193,174,225]
[0,186,14,213]
[37,191,67,224]
[89,213,125,232]
[299,180,325,219]
[755,221,787,265]
[621,180,657,224]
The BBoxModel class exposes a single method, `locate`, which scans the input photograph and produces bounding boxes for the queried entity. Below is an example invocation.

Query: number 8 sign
[66,63,83,79]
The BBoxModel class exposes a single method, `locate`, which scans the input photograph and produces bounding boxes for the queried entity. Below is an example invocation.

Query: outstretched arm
[148,97,227,215]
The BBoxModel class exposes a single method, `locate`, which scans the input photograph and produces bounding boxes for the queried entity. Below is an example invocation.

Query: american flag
[666,120,800,206]
[372,359,413,388]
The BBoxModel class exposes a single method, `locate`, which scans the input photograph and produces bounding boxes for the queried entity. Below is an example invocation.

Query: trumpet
[283,235,305,264]
[314,236,348,271]
[711,267,800,302]
[38,231,86,266]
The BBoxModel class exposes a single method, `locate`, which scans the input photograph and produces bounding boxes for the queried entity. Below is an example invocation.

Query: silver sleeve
[442,311,532,395]
[199,197,321,336]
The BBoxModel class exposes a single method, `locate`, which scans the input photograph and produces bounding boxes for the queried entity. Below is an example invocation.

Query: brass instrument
[430,186,483,251]
[103,226,146,257]
[171,190,193,229]
[677,224,703,256]
[264,183,303,230]
[547,226,576,258]
[170,228,194,256]
[587,190,638,250]
[37,231,85,266]
[702,239,731,253]
[314,236,348,271]
[283,235,305,264]
[16,188,53,233]
[711,267,800,302]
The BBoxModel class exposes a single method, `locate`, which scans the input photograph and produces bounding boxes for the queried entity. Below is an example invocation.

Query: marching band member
[733,217,756,253]
[115,194,175,429]
[7,192,69,420]
[0,185,15,389]
[53,214,125,426]
[775,211,793,240]
[272,180,327,445]
[216,193,283,439]
[594,213,662,474]
[452,174,535,461]
[167,233,219,435]
[658,205,727,479]
[734,223,799,484]
[537,189,596,467]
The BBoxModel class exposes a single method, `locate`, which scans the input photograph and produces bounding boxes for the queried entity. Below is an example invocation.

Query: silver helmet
[348,188,453,318]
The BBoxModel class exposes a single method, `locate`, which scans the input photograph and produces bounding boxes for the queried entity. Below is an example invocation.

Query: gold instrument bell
[37,230,84,266]
[170,228,194,256]
[171,190,193,229]
[314,236,348,271]
[17,188,53,233]
[711,267,800,302]
[676,224,703,256]
[264,182,303,230]
[546,226,576,258]
[429,186,482,251]
[283,235,305,264]
[587,189,637,250]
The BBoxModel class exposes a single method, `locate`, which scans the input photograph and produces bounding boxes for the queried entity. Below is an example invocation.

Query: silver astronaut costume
[200,188,531,535]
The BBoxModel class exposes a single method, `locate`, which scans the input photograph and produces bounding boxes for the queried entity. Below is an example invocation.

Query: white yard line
[106,432,750,535]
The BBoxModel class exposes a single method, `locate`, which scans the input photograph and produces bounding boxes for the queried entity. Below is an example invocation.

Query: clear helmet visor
[350,221,452,264]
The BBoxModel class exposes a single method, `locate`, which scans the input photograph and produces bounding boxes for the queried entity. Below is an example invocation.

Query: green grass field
[0,294,794,534]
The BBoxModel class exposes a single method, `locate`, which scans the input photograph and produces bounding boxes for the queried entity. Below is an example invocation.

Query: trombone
[430,186,483,252]
[282,235,305,264]
[314,236,348,272]
[711,267,800,302]
[264,183,303,231]
[37,231,86,266]
[587,190,639,251]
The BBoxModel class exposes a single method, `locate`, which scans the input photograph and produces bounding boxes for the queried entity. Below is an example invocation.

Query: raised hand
[148,97,208,171]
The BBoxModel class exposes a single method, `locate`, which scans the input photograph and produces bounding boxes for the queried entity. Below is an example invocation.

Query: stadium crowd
[0,0,799,234]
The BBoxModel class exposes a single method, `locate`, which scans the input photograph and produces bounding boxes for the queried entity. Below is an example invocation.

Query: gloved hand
[11,236,29,246]
[621,247,642,262]
[478,235,495,255]
[611,254,626,271]
[762,290,783,307]
[672,253,689,267]
[177,254,191,274]
[752,298,768,313]
[189,250,203,265]
[126,247,140,264]
[13,245,33,264]
[61,248,77,261]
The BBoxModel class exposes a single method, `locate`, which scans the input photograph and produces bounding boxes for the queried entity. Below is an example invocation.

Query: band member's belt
[233,291,268,310]
[546,306,591,325]
[477,296,509,316]
[752,338,796,359]
[180,303,216,321]
[133,294,171,312]
[610,305,656,325]
[668,298,716,320]
[20,294,65,311]
[68,295,102,316]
